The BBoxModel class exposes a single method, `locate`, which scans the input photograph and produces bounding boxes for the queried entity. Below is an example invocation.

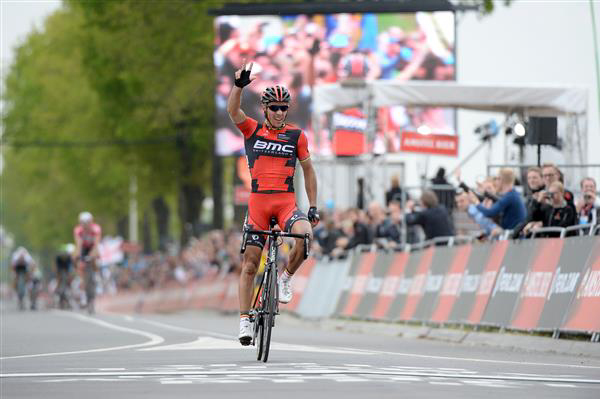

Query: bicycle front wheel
[261,264,278,363]
[256,271,269,361]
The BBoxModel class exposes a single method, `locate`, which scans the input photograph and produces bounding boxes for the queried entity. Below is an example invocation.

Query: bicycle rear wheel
[17,273,26,311]
[85,264,96,314]
[261,263,278,363]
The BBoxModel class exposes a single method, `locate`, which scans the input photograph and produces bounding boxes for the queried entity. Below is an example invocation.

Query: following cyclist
[10,247,35,310]
[227,61,320,345]
[55,243,75,309]
[73,212,102,306]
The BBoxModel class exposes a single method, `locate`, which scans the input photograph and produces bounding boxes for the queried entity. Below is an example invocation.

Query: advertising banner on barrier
[281,257,317,313]
[467,241,508,324]
[333,252,365,316]
[510,239,564,330]
[398,247,435,321]
[430,245,472,323]
[352,251,395,319]
[536,237,597,330]
[297,258,352,319]
[480,240,537,326]
[371,251,410,320]
[562,237,600,333]
[411,246,456,322]
[386,248,430,321]
[341,252,379,317]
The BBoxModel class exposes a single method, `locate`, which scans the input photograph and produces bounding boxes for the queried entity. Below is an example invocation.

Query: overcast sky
[1,0,61,70]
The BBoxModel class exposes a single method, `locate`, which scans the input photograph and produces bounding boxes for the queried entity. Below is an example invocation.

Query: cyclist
[227,62,320,345]
[55,243,75,309]
[73,212,102,309]
[10,247,35,310]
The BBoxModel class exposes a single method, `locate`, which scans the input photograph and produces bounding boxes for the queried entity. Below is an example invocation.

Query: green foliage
[2,1,221,252]
[456,0,514,15]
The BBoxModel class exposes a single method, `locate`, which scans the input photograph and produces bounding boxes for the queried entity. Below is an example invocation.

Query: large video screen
[214,12,455,156]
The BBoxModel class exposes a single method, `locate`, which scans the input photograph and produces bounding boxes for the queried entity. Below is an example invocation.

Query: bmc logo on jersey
[254,140,294,154]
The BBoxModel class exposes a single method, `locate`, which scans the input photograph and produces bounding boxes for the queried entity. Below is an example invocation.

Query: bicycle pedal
[239,336,252,346]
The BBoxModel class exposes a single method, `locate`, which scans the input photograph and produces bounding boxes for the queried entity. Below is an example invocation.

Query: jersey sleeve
[236,117,258,139]
[297,131,311,162]
[93,224,102,238]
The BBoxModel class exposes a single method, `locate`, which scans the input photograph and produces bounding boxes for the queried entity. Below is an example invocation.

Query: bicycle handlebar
[241,228,311,259]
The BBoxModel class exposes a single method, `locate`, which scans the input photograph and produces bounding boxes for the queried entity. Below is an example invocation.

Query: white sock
[281,268,293,282]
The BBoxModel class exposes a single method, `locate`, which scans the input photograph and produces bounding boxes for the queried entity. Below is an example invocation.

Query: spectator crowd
[83,163,600,294]
[13,164,598,302]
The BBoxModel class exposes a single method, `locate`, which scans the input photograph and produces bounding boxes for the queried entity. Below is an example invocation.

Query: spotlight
[514,122,526,137]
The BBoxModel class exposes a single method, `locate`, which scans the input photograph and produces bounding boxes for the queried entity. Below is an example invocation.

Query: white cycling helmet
[79,211,93,224]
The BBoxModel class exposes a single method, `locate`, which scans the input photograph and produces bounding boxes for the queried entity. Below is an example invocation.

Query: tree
[2,7,130,254]
[70,0,218,246]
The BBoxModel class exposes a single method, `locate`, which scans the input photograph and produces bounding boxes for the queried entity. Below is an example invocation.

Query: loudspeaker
[527,117,558,146]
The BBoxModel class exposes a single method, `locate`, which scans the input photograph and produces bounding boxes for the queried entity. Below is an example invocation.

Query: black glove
[307,206,320,224]
[234,68,252,88]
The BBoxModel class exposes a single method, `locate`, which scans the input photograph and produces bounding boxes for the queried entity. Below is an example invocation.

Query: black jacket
[405,205,454,240]
[345,222,373,250]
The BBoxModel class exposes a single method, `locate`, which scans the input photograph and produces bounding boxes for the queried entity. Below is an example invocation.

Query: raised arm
[300,157,318,209]
[227,62,255,124]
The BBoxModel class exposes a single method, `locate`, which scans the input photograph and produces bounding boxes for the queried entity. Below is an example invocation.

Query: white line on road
[123,315,600,371]
[545,383,577,388]
[3,369,600,385]
[329,346,600,370]
[125,315,235,339]
[0,311,164,360]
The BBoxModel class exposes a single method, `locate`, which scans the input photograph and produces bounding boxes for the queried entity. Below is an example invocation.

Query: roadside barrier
[97,236,600,340]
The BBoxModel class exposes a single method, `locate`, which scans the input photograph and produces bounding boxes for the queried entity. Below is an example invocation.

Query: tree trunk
[116,216,128,240]
[175,115,205,247]
[178,183,204,247]
[142,211,152,254]
[152,196,170,251]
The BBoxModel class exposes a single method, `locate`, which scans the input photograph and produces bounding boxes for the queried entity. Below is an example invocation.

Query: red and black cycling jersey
[236,117,310,193]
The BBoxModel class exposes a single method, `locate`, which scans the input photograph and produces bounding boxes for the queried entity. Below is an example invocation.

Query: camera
[459,182,485,202]
[483,191,499,202]
[531,186,545,194]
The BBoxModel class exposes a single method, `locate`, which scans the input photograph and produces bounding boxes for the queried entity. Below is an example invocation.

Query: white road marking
[127,315,600,372]
[545,383,577,388]
[330,346,600,370]
[209,364,237,367]
[141,336,373,355]
[272,379,304,383]
[429,381,462,386]
[1,311,164,360]
[127,316,234,339]
[99,368,126,371]
[160,380,193,384]
[5,369,599,385]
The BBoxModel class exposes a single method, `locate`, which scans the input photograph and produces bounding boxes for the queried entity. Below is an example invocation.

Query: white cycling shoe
[278,277,293,304]
[238,318,253,346]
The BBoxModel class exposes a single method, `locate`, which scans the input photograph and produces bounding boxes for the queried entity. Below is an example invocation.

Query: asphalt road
[1,306,600,399]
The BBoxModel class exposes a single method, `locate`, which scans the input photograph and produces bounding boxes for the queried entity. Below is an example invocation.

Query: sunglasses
[268,105,289,112]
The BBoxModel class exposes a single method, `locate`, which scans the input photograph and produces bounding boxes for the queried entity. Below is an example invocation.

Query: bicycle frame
[241,224,310,362]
